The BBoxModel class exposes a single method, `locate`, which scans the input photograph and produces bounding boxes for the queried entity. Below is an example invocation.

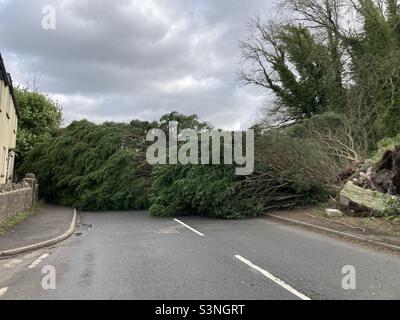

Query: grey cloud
[0,0,274,129]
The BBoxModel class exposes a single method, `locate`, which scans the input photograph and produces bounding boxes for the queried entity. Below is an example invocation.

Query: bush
[383,197,400,217]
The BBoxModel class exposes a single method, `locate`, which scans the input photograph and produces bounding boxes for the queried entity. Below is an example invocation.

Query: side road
[0,204,76,257]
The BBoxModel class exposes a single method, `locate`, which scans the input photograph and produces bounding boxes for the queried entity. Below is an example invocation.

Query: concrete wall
[0,176,39,226]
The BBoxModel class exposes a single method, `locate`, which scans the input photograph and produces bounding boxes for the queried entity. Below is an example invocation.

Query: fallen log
[339,181,396,214]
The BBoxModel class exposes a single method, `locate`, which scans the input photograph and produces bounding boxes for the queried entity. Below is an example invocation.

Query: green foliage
[371,134,400,164]
[18,120,151,211]
[159,111,210,131]
[287,112,344,138]
[148,128,336,219]
[148,114,260,219]
[241,21,343,124]
[242,0,400,149]
[18,112,231,216]
[252,132,336,204]
[18,109,340,217]
[149,164,260,219]
[342,0,400,143]
[274,25,342,118]
[383,196,400,217]
[14,88,62,168]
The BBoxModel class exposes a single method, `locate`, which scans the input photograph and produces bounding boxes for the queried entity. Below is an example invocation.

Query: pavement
[0,204,75,253]
[0,211,399,300]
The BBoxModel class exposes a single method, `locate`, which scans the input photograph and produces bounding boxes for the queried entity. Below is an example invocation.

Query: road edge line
[0,208,77,258]
[265,214,400,252]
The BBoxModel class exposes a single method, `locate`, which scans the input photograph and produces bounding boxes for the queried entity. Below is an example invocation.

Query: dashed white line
[174,219,205,237]
[0,287,8,297]
[28,253,49,269]
[234,255,311,300]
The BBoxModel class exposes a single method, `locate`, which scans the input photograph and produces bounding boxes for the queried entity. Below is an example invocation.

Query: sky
[0,0,277,130]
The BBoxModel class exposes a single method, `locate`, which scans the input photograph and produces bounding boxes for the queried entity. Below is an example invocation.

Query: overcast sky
[0,0,277,129]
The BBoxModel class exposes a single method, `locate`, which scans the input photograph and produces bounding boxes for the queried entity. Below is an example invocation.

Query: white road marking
[0,287,8,297]
[28,253,49,269]
[174,219,205,237]
[234,255,311,300]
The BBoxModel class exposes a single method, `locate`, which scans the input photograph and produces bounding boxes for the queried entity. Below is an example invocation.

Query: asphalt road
[0,211,399,300]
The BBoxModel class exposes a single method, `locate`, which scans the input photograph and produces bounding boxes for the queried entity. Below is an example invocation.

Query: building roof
[0,53,19,116]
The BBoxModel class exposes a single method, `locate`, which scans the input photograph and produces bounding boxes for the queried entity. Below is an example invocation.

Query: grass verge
[306,201,400,237]
[0,202,43,236]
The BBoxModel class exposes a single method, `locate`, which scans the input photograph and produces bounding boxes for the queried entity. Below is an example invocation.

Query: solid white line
[28,253,49,269]
[0,287,8,297]
[174,219,205,237]
[234,255,311,300]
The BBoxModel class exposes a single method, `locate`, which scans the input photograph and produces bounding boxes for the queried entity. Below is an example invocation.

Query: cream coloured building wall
[0,77,18,184]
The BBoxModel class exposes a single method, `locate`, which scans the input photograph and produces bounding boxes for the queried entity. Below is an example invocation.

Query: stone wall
[0,174,39,226]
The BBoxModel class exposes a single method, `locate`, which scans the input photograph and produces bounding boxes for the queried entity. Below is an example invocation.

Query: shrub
[383,197,400,217]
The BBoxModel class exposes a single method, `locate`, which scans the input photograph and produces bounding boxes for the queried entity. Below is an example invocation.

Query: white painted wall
[0,80,18,184]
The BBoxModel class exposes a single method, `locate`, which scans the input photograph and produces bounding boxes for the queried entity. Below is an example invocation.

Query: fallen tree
[17,120,153,211]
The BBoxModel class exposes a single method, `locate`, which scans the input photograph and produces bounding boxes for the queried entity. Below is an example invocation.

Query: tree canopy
[14,87,62,169]
[241,0,400,148]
